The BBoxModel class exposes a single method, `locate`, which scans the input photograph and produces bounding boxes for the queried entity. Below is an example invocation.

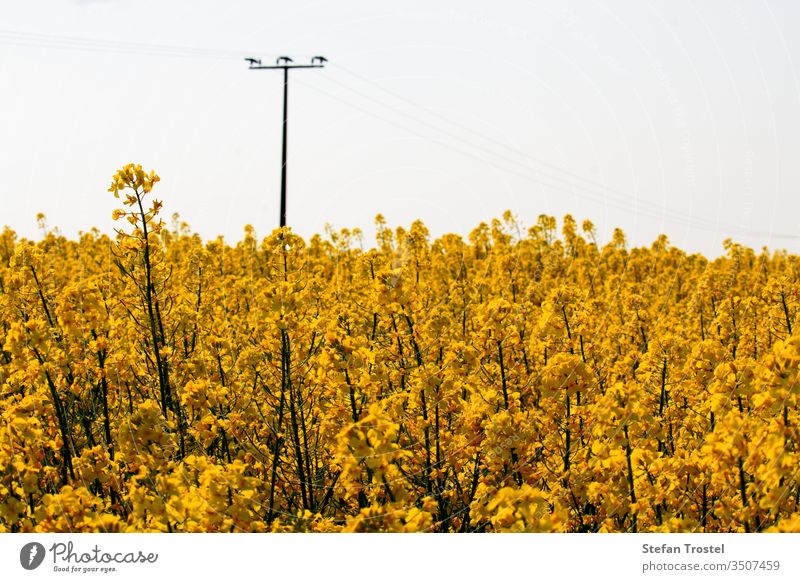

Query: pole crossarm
[248,64,325,70]
[246,55,327,228]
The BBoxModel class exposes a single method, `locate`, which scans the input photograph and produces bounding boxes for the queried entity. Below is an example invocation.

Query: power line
[335,63,689,217]
[336,64,639,194]
[301,72,797,239]
[326,65,797,239]
[291,77,687,226]
[0,29,305,60]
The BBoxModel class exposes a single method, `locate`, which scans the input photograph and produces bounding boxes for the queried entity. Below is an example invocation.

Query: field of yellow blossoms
[1,164,799,533]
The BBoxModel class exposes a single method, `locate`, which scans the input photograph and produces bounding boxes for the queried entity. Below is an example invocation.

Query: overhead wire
[328,64,798,239]
[294,75,792,240]
[305,68,797,239]
[0,29,307,60]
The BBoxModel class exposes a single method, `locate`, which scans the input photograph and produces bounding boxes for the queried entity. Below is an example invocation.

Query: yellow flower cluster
[0,166,799,532]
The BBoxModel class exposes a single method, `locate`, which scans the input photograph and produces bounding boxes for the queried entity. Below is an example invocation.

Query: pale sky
[1,0,799,257]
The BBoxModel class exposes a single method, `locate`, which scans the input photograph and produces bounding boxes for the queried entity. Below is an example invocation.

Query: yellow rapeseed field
[1,164,799,532]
